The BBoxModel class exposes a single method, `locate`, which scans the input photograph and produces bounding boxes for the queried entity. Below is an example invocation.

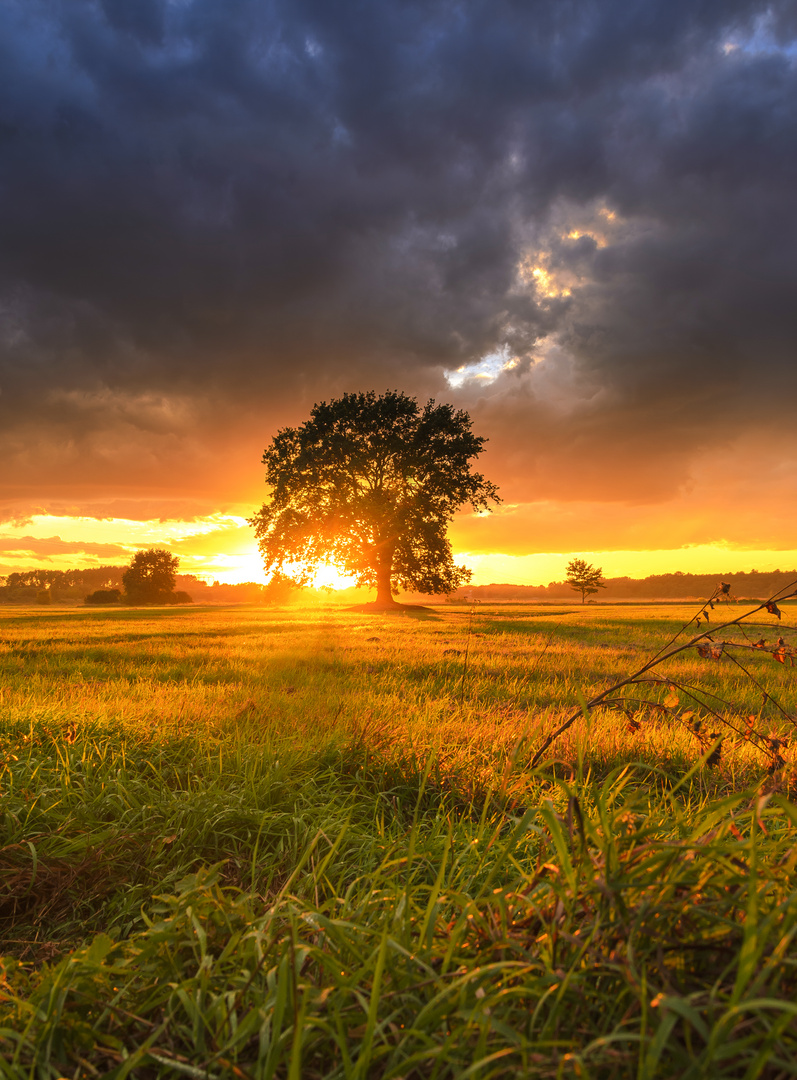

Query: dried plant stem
[459,604,476,706]
[529,581,797,768]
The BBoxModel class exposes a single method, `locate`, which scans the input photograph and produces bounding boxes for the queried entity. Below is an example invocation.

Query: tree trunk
[375,548,397,606]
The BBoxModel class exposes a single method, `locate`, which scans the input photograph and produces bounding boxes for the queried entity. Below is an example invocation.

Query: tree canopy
[123,549,179,605]
[566,558,607,604]
[249,391,500,605]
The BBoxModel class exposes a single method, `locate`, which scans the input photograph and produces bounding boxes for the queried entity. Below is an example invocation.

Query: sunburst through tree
[249,391,500,606]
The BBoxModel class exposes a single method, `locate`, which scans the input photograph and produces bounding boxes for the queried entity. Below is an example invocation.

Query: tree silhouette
[123,549,179,605]
[249,391,499,606]
[566,558,606,604]
[85,589,122,605]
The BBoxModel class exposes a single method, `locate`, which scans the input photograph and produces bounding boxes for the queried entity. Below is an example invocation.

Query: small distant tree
[122,549,179,605]
[566,558,606,604]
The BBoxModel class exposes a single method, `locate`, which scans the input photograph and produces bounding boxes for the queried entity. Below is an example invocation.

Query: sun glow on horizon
[222,551,357,590]
[460,544,797,586]
[3,513,797,592]
[311,563,359,590]
[0,511,363,589]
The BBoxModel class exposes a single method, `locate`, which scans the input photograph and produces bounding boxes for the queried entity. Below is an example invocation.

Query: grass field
[1,600,796,1077]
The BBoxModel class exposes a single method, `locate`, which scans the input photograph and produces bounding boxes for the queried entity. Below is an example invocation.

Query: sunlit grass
[1,601,796,1076]
[1,602,791,785]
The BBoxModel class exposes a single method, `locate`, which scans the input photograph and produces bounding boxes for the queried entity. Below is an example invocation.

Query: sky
[2,0,797,588]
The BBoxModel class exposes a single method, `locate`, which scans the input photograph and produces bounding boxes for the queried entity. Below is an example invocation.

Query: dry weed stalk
[530,579,797,770]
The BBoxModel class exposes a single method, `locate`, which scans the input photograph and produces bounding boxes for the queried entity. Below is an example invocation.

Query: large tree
[249,391,500,606]
[123,548,179,605]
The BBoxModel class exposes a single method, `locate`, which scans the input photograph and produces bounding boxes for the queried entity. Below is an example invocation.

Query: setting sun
[228,548,357,590]
[310,563,358,590]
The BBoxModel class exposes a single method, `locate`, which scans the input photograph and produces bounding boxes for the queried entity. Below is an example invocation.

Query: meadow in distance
[1,588,797,1078]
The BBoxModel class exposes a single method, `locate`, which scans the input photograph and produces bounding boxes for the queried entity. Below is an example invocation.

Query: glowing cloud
[446,346,519,389]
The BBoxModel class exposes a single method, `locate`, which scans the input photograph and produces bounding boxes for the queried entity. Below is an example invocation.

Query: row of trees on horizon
[0,565,264,605]
[2,564,796,605]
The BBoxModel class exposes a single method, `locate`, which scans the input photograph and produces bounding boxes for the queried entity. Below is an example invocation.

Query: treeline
[450,569,797,603]
[0,567,268,605]
[5,565,796,606]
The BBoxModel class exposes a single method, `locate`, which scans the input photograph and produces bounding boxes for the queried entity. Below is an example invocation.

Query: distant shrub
[174,591,194,604]
[36,590,52,605]
[85,589,122,605]
[123,548,179,604]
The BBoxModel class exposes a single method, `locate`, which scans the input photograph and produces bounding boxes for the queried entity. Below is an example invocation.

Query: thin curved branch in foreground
[529,580,797,769]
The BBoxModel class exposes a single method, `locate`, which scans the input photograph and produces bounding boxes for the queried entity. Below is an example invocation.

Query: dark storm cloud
[1,0,795,513]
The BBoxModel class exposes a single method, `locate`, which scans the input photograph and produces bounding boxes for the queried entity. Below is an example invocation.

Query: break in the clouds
[1,0,796,543]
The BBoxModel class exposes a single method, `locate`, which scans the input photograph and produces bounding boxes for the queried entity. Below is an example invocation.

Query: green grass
[1,601,796,1077]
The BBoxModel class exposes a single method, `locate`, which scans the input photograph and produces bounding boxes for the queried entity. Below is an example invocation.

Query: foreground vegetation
[1,601,796,1077]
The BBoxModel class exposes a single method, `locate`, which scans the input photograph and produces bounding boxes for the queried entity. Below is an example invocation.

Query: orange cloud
[0,535,129,559]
